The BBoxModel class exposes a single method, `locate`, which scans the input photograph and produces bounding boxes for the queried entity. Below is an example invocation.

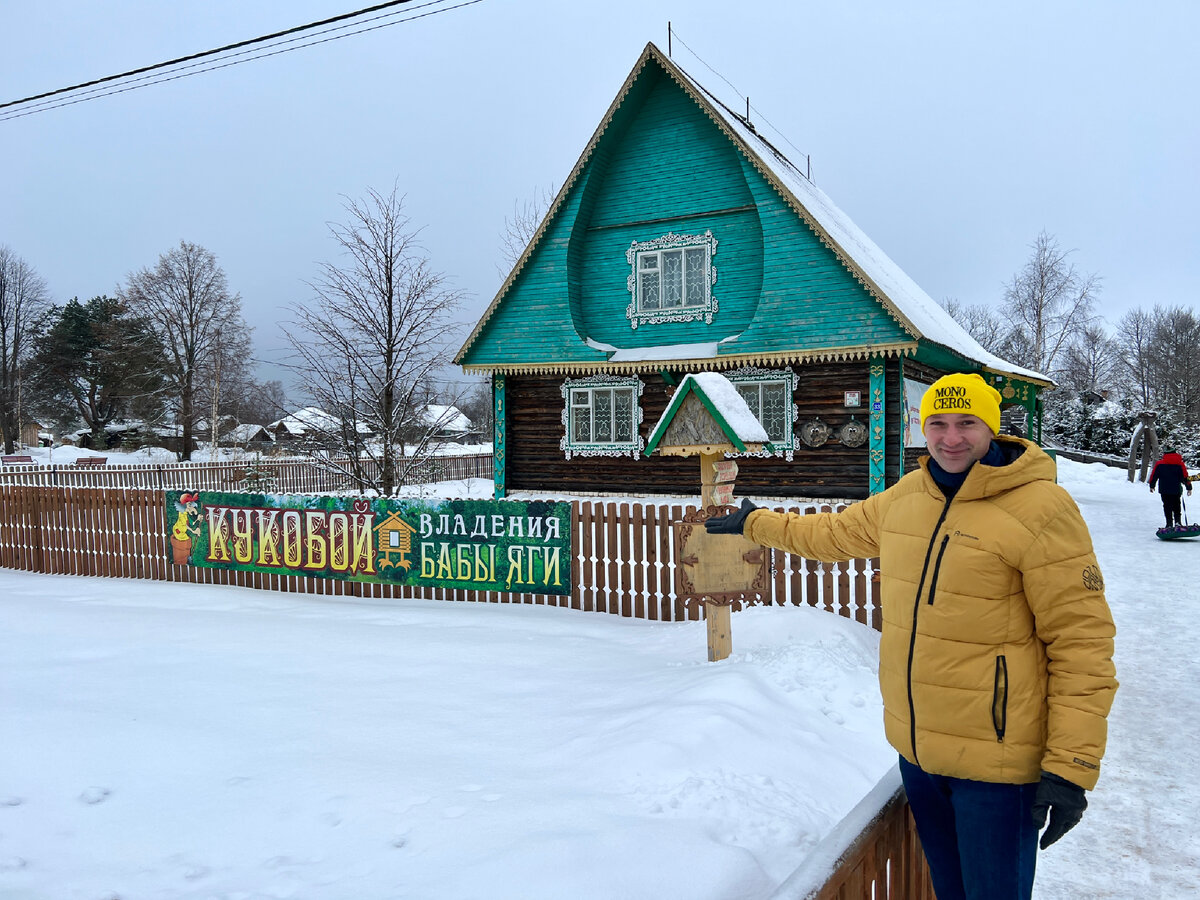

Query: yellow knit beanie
[919,373,1002,434]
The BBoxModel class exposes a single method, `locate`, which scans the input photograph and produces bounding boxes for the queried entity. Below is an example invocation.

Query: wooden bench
[2,455,34,464]
[75,457,109,467]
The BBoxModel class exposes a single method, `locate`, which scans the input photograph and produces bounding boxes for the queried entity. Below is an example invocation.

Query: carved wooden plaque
[673,506,769,606]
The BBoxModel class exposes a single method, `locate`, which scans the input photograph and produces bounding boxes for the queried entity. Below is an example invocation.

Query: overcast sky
[3,1,1196,398]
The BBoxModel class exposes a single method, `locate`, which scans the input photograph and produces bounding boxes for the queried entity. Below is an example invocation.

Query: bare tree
[284,186,465,495]
[457,378,494,441]
[122,241,251,460]
[496,184,557,277]
[1115,308,1156,407]
[224,378,288,429]
[0,247,51,453]
[1001,231,1100,376]
[1147,305,1200,425]
[1058,323,1122,396]
[940,296,1010,354]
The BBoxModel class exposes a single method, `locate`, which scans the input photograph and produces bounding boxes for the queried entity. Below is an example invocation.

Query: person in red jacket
[1148,448,1193,529]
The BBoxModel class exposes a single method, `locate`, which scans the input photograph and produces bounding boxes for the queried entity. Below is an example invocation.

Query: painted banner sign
[165,491,572,595]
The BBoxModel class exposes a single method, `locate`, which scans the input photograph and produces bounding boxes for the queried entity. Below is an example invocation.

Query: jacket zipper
[907,495,953,768]
[992,655,1008,742]
[926,535,951,605]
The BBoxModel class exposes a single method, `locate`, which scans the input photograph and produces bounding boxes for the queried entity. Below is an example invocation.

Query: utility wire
[7,0,454,116]
[0,0,483,121]
[2,0,421,111]
[669,27,813,179]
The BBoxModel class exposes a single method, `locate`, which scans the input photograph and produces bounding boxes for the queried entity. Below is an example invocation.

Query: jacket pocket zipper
[926,535,950,604]
[992,655,1008,742]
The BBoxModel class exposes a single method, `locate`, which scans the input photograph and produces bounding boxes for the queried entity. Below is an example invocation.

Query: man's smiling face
[924,413,995,473]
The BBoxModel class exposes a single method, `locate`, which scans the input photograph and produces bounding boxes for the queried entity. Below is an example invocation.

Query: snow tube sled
[1156,524,1200,541]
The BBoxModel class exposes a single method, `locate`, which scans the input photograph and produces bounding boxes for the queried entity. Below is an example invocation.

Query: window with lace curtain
[726,367,799,459]
[560,375,645,459]
[625,231,717,329]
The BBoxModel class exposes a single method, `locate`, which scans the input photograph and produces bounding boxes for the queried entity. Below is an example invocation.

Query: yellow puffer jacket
[744,437,1117,789]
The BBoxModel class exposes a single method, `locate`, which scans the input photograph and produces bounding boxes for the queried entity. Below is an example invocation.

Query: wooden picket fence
[0,453,494,492]
[0,485,879,624]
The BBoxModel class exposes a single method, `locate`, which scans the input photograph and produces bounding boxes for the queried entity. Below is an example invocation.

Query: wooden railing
[770,769,935,900]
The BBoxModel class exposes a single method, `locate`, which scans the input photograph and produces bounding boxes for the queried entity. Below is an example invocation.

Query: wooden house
[20,420,50,448]
[220,423,274,450]
[456,42,1051,501]
[420,404,477,443]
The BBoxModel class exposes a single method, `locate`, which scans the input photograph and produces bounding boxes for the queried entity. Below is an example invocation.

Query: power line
[0,0,484,122]
[668,26,814,179]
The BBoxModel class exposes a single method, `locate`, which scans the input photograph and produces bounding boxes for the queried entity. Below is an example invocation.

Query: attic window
[726,366,799,460]
[560,375,645,460]
[625,231,717,329]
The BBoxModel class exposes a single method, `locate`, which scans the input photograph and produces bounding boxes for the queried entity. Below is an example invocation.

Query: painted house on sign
[374,510,418,573]
[456,42,1050,501]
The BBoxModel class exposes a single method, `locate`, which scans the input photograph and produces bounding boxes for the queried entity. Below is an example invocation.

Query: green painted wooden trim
[643,377,748,456]
[897,357,905,479]
[493,374,507,499]
[984,372,1050,445]
[869,360,886,495]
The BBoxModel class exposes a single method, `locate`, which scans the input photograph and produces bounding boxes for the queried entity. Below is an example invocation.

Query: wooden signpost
[644,374,770,661]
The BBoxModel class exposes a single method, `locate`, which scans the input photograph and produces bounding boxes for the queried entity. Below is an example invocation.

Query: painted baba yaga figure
[170,492,201,565]
[706,373,1117,900]
[1148,448,1193,531]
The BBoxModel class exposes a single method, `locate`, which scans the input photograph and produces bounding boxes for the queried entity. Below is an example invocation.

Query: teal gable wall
[459,57,914,369]
[727,155,913,354]
[576,71,762,348]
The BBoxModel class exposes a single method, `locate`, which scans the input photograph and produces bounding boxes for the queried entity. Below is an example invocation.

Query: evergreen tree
[27,296,166,442]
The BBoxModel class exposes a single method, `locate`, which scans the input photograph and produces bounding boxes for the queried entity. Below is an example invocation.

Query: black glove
[1031,772,1087,849]
[703,498,759,535]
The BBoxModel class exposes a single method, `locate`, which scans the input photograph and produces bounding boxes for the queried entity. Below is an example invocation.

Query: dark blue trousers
[899,756,1039,900]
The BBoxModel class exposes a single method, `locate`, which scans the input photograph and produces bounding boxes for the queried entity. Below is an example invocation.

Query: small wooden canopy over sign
[644,372,769,458]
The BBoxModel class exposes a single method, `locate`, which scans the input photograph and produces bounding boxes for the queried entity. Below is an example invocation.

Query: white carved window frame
[560,374,645,460]
[725,366,799,460]
[625,230,718,330]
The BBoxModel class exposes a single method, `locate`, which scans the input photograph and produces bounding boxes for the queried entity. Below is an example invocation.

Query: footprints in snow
[79,786,112,805]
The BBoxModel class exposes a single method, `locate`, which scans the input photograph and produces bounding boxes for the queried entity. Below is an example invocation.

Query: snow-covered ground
[0,458,1195,898]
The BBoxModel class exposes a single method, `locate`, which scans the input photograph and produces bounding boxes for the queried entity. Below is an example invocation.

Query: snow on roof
[422,404,473,433]
[586,338,727,362]
[269,407,368,435]
[270,407,322,433]
[663,48,1050,386]
[222,423,272,442]
[686,372,769,443]
[647,372,769,454]
[70,420,144,439]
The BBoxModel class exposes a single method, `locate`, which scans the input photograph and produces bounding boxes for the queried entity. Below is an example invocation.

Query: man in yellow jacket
[706,372,1117,900]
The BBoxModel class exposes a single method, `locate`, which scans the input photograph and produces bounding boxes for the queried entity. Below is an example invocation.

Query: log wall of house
[505,360,896,501]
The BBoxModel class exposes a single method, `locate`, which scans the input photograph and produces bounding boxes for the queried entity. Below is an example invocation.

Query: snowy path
[1032,470,1200,898]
